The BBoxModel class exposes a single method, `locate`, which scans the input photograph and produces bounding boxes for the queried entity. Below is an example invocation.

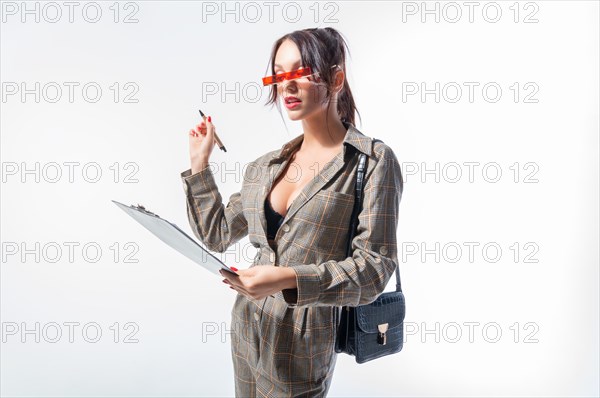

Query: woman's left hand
[220,266,296,300]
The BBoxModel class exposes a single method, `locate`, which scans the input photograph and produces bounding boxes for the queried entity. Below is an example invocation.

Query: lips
[285,96,301,104]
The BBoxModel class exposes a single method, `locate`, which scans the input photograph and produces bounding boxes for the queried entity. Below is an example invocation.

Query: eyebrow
[274,60,302,69]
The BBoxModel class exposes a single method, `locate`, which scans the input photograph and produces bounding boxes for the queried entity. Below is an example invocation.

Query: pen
[199,109,227,152]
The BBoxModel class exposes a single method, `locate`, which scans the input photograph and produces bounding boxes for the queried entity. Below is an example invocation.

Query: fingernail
[230,267,238,272]
[208,116,212,122]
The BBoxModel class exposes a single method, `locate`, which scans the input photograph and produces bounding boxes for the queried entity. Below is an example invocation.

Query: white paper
[112,200,238,276]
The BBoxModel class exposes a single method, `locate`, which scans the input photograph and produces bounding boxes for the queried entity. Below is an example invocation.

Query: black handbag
[334,141,406,364]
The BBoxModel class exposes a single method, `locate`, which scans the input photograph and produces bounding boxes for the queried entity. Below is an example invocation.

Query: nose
[279,79,298,95]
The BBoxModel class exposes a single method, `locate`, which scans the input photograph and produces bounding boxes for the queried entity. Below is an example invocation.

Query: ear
[332,67,345,94]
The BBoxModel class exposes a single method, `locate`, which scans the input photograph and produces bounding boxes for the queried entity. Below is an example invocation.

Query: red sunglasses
[262,65,339,86]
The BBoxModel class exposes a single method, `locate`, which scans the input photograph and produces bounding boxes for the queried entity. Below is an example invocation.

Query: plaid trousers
[181,122,403,397]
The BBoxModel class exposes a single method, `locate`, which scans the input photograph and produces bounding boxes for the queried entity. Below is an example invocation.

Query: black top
[264,198,287,241]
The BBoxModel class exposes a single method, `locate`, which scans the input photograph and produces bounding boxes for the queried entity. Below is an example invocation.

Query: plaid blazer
[180,122,403,396]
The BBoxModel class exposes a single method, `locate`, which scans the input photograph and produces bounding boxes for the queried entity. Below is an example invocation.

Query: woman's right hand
[188,115,215,174]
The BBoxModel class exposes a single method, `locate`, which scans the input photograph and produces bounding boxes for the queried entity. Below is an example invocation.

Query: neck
[299,110,347,152]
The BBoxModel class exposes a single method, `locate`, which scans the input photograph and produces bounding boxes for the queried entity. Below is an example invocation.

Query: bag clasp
[377,323,389,345]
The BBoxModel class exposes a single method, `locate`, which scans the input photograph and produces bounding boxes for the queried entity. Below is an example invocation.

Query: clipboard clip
[133,203,159,218]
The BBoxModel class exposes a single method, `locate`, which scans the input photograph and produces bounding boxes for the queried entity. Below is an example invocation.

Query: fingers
[189,127,205,138]
[223,278,250,296]
[220,268,272,300]
[195,123,207,136]
[188,116,212,140]
[220,269,247,293]
[204,116,213,131]
[219,269,240,284]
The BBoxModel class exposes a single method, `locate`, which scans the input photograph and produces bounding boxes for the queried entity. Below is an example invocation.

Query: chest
[242,145,360,259]
[268,149,341,216]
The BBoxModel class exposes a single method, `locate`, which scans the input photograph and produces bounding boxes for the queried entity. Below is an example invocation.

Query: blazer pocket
[269,306,335,384]
[298,190,355,256]
[311,190,355,228]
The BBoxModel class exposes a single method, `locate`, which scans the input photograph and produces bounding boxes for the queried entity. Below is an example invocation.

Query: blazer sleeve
[180,165,248,253]
[282,145,403,308]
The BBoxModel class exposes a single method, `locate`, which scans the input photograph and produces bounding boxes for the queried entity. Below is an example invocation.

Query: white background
[1,1,598,397]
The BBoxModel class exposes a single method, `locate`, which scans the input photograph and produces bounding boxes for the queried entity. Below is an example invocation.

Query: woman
[181,27,403,397]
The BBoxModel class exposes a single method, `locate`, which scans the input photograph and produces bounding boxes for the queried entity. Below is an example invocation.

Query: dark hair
[264,27,361,132]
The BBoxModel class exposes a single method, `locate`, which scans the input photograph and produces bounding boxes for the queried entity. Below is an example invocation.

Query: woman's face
[273,39,330,121]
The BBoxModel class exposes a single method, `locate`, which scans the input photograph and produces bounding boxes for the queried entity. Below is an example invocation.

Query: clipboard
[112,200,239,276]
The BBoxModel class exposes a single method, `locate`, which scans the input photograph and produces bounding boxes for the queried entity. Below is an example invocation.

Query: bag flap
[356,291,405,334]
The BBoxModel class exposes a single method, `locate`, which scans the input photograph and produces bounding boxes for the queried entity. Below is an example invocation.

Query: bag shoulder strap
[346,138,402,292]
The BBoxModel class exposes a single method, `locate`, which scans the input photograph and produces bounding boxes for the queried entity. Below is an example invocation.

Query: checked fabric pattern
[180,121,403,397]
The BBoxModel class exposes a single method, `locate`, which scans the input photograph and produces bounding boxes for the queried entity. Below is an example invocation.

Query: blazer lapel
[281,148,346,226]
[257,122,373,244]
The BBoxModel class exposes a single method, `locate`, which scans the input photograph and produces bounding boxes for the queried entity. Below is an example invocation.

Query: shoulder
[247,148,279,169]
[369,138,401,170]
[361,137,403,194]
[240,148,280,184]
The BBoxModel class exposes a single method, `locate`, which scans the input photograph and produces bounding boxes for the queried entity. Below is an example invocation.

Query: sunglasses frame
[262,64,340,86]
